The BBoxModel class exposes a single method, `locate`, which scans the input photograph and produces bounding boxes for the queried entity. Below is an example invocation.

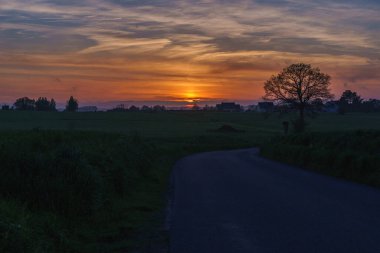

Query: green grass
[2,111,380,137]
[261,130,380,187]
[0,130,160,252]
[1,111,380,252]
[0,111,283,139]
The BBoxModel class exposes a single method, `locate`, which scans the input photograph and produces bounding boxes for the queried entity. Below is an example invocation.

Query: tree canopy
[339,90,363,105]
[35,97,57,111]
[66,96,79,112]
[14,97,35,111]
[263,63,334,130]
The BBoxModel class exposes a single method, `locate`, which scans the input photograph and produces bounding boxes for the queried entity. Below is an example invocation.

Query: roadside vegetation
[261,130,380,187]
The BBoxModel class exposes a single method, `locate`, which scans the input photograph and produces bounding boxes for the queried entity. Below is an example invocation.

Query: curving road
[168,148,380,253]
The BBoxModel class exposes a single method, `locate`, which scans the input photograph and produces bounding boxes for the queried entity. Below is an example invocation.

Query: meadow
[2,110,380,137]
[1,111,380,252]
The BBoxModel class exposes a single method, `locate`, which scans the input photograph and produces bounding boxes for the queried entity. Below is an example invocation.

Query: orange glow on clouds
[0,0,379,105]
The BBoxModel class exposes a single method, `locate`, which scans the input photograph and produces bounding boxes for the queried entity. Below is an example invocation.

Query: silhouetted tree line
[1,96,79,112]
[338,90,380,113]
[13,97,57,111]
[2,89,379,114]
[107,104,166,112]
[265,89,380,115]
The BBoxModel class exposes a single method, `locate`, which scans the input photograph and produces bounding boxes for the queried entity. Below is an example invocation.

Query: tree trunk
[299,105,305,132]
[300,106,304,123]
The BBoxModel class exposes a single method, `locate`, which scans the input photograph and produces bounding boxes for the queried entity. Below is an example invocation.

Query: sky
[0,0,379,106]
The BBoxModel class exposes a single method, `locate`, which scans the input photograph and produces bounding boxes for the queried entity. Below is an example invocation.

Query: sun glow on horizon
[183,91,199,102]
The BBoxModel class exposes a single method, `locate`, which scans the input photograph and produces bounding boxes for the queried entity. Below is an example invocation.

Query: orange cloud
[0,0,379,105]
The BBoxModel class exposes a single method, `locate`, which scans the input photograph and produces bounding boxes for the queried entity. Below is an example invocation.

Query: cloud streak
[0,0,379,103]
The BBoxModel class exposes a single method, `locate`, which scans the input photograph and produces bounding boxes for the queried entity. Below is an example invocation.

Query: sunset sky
[0,0,379,106]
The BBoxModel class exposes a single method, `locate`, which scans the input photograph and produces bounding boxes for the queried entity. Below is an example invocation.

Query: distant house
[246,104,257,112]
[203,105,216,111]
[216,102,242,112]
[323,101,339,113]
[141,105,153,112]
[78,106,98,112]
[257,102,274,113]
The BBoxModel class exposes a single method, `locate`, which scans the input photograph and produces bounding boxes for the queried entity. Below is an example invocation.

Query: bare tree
[263,63,333,131]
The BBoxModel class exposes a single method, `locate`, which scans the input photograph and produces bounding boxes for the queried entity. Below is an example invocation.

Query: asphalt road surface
[168,148,380,253]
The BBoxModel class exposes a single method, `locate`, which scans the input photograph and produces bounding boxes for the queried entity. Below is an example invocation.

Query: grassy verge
[261,130,380,187]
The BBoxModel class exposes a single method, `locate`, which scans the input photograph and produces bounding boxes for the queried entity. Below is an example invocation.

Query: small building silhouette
[216,102,242,112]
[323,101,339,113]
[247,104,257,111]
[257,102,274,113]
[78,106,98,112]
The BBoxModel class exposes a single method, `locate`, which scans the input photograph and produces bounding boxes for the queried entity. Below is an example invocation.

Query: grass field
[1,111,380,252]
[2,110,380,137]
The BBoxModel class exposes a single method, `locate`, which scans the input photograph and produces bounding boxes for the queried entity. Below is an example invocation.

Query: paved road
[168,148,380,253]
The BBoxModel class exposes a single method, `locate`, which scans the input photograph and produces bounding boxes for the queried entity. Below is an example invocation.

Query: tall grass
[0,130,156,252]
[261,130,380,187]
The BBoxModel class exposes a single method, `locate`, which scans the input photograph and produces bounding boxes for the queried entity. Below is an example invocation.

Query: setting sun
[184,91,199,102]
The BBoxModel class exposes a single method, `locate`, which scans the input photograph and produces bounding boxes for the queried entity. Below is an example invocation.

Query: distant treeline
[337,90,380,113]
[2,89,380,113]
[107,104,167,112]
[257,89,380,114]
[2,96,78,112]
[263,89,380,114]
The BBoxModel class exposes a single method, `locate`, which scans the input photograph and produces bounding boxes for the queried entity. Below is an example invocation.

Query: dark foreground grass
[261,130,380,187]
[0,129,257,252]
[0,130,157,252]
